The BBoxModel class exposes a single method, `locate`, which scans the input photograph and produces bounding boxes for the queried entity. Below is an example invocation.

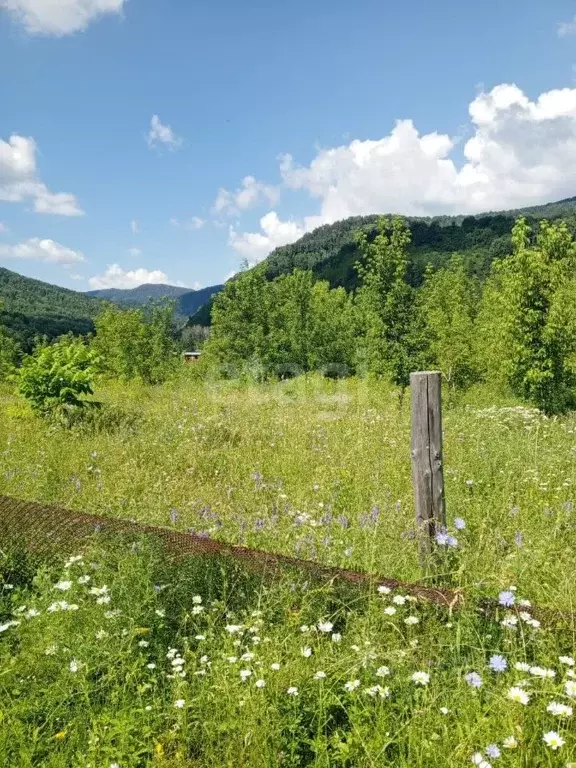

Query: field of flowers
[1,373,576,766]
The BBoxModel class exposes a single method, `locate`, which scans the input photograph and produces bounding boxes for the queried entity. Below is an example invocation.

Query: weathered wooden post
[410,371,446,571]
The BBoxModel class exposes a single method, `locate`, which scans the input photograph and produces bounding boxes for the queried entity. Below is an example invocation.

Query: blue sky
[2,0,576,291]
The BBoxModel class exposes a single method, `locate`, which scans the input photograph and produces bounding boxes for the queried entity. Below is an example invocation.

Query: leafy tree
[418,257,480,390]
[355,217,428,390]
[18,336,99,416]
[0,326,21,381]
[93,303,178,384]
[480,217,576,414]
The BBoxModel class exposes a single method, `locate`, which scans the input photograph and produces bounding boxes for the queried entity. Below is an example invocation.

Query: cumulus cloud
[0,133,83,216]
[230,83,576,259]
[0,237,86,266]
[88,264,172,290]
[213,176,279,216]
[147,115,182,151]
[0,0,125,35]
[170,215,205,230]
[558,16,576,37]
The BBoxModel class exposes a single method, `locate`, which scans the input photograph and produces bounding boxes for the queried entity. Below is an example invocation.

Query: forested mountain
[0,267,103,350]
[87,282,223,318]
[188,196,576,326]
[86,284,191,304]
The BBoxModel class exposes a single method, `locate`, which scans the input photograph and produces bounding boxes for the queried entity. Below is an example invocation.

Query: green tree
[0,326,20,381]
[480,217,576,414]
[418,257,480,390]
[18,336,99,415]
[93,303,177,384]
[355,216,428,389]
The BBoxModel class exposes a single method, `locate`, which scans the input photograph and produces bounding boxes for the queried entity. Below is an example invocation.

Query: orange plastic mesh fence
[0,494,460,607]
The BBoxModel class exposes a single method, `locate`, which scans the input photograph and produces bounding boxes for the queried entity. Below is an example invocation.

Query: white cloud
[128,247,141,257]
[147,115,182,151]
[0,237,86,267]
[212,176,279,216]
[170,215,205,230]
[130,219,139,234]
[0,0,125,35]
[88,264,171,290]
[0,133,83,216]
[231,83,576,259]
[558,16,576,37]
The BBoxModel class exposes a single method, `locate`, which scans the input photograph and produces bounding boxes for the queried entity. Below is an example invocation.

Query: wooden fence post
[410,371,446,570]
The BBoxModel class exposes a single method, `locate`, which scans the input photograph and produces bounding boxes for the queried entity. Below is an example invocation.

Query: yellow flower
[154,743,164,757]
[55,731,67,740]
[134,627,151,635]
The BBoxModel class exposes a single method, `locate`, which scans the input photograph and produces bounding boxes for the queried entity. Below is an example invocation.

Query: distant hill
[87,282,223,318]
[191,196,576,325]
[0,267,104,350]
[86,283,191,305]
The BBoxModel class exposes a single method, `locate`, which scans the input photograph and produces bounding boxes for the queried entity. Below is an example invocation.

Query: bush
[18,336,99,416]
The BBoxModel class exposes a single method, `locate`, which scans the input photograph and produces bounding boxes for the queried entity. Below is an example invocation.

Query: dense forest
[87,283,223,318]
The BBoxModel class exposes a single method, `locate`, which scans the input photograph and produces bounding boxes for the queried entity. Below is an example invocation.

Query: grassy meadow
[1,371,576,766]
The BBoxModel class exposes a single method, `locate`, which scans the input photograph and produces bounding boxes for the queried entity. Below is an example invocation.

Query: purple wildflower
[454,517,466,530]
[447,535,459,548]
[435,531,449,546]
[465,672,483,688]
[498,590,515,607]
[488,654,507,673]
[485,745,501,759]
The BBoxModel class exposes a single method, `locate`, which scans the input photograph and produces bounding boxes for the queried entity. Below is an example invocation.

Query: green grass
[1,372,576,766]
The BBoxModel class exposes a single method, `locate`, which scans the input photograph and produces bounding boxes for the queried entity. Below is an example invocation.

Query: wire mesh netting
[0,494,460,607]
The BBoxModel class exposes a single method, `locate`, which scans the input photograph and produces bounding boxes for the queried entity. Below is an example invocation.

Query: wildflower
[470,753,490,767]
[300,625,309,633]
[435,532,449,546]
[255,679,265,688]
[89,585,108,596]
[344,680,360,692]
[501,615,518,629]
[155,609,165,618]
[78,575,91,584]
[240,669,252,681]
[171,657,185,667]
[192,595,202,604]
[96,629,108,640]
[488,655,507,672]
[377,585,391,594]
[392,595,407,606]
[485,745,501,759]
[271,663,281,670]
[69,659,80,673]
[301,647,312,658]
[24,608,40,619]
[560,656,575,666]
[174,699,186,709]
[526,618,541,629]
[365,684,390,698]
[195,634,206,640]
[225,624,242,634]
[110,764,120,768]
[546,701,573,717]
[191,605,204,615]
[314,671,327,679]
[502,736,518,749]
[529,666,555,679]
[376,666,390,677]
[499,590,515,607]
[384,607,397,616]
[45,644,57,655]
[64,555,83,567]
[331,633,342,643]
[138,640,149,648]
[411,671,430,686]
[241,652,254,662]
[55,581,73,592]
[447,535,458,547]
[454,517,466,530]
[287,687,298,695]
[146,663,156,670]
[47,602,67,613]
[439,706,449,715]
[55,731,67,740]
[404,616,419,626]
[565,681,576,698]
[167,649,178,659]
[145,705,152,711]
[96,596,111,605]
[515,662,530,672]
[317,621,334,633]
[507,686,530,705]
[200,655,209,665]
[227,656,238,663]
[542,731,565,750]
[465,672,483,688]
